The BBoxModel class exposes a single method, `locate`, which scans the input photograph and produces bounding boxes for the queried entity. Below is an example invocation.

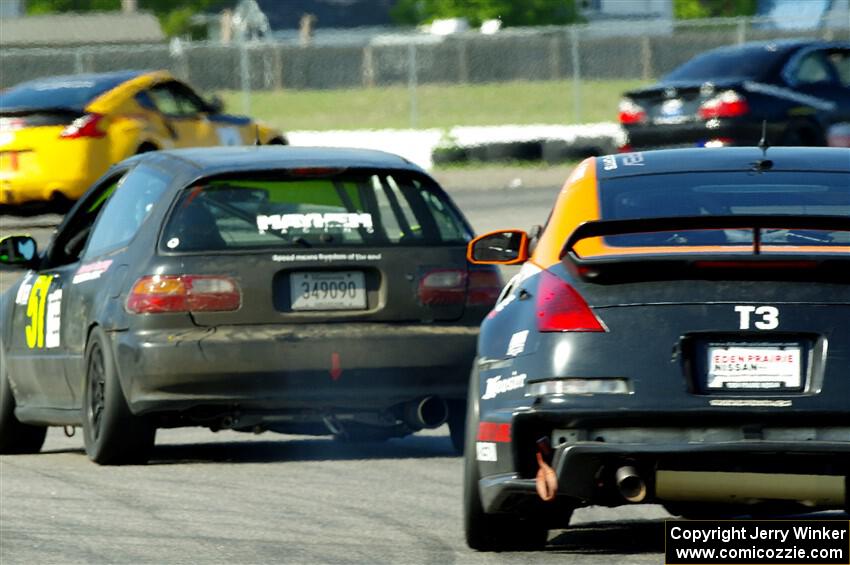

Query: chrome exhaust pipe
[616,465,647,502]
[403,397,448,430]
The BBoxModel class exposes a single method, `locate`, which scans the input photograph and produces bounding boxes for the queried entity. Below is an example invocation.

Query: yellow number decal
[25,275,53,349]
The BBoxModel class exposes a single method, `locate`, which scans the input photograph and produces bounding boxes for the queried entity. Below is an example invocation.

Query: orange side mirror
[467,229,530,265]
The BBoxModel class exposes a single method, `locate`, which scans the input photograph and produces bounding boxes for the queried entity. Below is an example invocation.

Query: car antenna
[254,124,261,146]
[753,120,773,172]
[758,119,769,156]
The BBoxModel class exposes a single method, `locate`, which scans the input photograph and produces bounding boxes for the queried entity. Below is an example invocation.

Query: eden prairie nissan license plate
[707,344,802,390]
[290,271,366,311]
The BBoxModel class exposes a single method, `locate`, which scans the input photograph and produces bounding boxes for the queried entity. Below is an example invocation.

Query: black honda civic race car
[463,147,850,550]
[0,146,501,464]
[619,40,850,151]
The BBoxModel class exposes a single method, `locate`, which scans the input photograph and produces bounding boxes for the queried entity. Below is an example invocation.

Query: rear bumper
[112,323,478,416]
[0,173,95,205]
[0,140,109,204]
[480,438,850,513]
[623,119,768,150]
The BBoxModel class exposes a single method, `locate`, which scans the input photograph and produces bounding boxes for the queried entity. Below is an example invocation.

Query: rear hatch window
[161,169,472,252]
[598,171,850,248]
[662,46,785,82]
[0,73,133,112]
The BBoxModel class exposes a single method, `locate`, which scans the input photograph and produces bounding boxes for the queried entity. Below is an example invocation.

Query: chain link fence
[1,16,848,128]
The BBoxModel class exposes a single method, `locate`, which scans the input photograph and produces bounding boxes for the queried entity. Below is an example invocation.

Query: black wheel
[463,364,548,551]
[447,399,466,454]
[0,345,47,454]
[135,142,158,154]
[82,327,155,465]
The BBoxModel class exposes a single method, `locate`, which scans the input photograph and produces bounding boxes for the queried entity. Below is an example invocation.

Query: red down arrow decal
[330,352,342,381]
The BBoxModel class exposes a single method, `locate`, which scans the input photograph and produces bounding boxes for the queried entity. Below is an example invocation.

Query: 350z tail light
[59,113,106,139]
[536,269,605,332]
[126,275,241,314]
[698,90,749,120]
[618,98,647,125]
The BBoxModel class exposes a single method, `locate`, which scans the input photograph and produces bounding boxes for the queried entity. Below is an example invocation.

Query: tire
[447,399,466,454]
[0,345,47,454]
[135,143,158,154]
[82,327,155,465]
[463,364,548,551]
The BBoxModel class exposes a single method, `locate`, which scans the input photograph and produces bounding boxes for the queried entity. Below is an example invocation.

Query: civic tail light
[0,117,26,132]
[466,265,502,306]
[618,98,647,125]
[419,269,467,305]
[59,113,106,139]
[536,269,604,332]
[126,275,241,314]
[698,90,749,120]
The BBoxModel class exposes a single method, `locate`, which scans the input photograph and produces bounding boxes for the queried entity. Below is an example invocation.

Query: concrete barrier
[288,122,624,169]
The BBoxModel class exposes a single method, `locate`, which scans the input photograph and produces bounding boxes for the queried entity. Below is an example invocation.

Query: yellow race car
[0,70,286,208]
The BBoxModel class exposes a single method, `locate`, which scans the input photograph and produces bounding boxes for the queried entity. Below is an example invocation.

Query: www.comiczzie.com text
[665,520,850,565]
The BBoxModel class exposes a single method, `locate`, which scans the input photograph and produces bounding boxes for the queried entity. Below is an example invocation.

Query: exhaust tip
[403,397,448,430]
[616,465,647,502]
[417,396,448,429]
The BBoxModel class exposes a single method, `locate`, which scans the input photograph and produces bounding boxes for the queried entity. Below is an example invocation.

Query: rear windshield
[599,171,850,247]
[0,73,134,111]
[161,171,472,252]
[663,46,786,82]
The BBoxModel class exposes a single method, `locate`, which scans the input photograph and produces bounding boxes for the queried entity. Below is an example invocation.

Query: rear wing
[560,214,850,283]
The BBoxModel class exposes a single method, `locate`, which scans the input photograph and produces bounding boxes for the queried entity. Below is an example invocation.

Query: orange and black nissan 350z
[463,146,850,551]
[0,146,501,465]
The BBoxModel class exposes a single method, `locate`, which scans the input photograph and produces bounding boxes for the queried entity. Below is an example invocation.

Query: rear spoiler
[560,215,850,282]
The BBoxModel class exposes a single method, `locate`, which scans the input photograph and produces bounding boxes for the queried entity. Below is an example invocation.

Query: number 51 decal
[25,274,62,349]
[734,305,779,330]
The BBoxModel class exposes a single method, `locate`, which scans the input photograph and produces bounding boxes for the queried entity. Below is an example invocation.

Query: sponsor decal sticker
[72,259,113,284]
[44,289,62,348]
[272,252,382,263]
[476,442,497,462]
[709,399,792,407]
[15,271,35,305]
[24,274,58,349]
[482,372,527,400]
[516,262,541,283]
[735,305,779,330]
[216,126,242,146]
[602,155,618,171]
[491,289,516,315]
[506,330,529,357]
[257,213,374,235]
[621,152,645,166]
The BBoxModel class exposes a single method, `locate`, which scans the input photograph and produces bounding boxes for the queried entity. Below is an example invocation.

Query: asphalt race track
[0,167,691,563]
